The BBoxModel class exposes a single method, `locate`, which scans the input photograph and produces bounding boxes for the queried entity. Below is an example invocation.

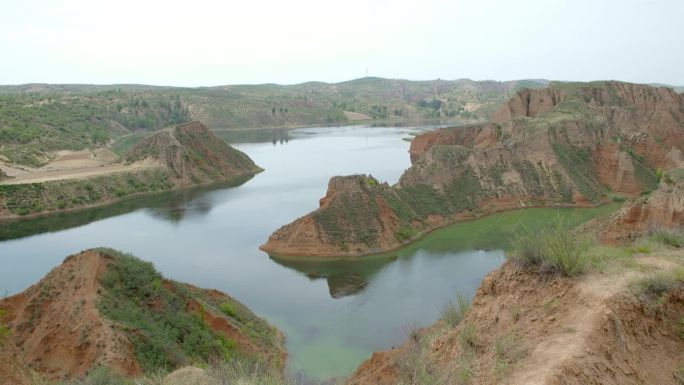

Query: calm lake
[0,126,616,382]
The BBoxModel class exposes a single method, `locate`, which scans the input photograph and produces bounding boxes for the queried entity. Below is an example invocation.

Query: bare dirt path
[0,149,159,185]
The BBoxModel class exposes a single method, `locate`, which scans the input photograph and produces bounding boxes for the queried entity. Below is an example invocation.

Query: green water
[0,126,618,382]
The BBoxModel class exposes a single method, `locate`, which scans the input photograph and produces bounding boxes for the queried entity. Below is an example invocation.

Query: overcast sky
[1,0,682,86]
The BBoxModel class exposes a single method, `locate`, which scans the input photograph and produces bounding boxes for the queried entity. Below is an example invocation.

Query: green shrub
[631,272,677,305]
[458,323,478,351]
[493,332,527,380]
[96,249,239,373]
[509,216,590,276]
[441,294,470,328]
[456,350,475,385]
[220,303,238,318]
[76,367,134,385]
[0,309,10,341]
[677,365,684,385]
[652,229,684,248]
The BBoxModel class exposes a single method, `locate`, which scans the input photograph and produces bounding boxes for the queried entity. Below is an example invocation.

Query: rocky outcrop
[263,81,684,257]
[347,260,684,385]
[601,169,684,244]
[0,249,284,381]
[123,121,262,185]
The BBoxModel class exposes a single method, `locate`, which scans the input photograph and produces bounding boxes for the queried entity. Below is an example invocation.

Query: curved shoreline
[0,170,261,222]
[260,201,616,260]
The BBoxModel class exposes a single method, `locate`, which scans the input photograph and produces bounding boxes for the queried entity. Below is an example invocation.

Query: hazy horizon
[2,0,683,86]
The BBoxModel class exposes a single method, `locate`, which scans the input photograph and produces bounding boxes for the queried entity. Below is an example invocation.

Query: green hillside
[0,90,190,166]
[0,78,548,167]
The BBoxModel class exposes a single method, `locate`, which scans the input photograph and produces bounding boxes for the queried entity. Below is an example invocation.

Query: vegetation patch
[96,248,278,373]
[0,309,10,342]
[55,358,289,385]
[509,216,591,276]
[0,169,173,216]
[652,229,684,248]
[441,294,470,328]
[493,332,527,380]
[551,142,605,203]
[0,91,190,166]
[630,272,679,307]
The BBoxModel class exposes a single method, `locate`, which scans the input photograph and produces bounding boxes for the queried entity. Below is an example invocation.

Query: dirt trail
[507,270,636,385]
[0,149,160,185]
[348,254,684,385]
[0,163,159,185]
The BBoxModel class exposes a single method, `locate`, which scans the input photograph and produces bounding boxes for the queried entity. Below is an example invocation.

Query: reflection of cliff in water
[0,175,254,241]
[269,255,398,299]
[214,128,292,145]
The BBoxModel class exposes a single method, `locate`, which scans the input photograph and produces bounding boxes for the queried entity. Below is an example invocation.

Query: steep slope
[123,121,262,185]
[261,81,684,257]
[0,249,285,381]
[600,168,684,244]
[0,121,261,219]
[0,326,34,385]
[347,255,684,385]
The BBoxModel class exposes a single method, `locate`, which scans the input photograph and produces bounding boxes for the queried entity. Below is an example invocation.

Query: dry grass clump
[440,294,470,328]
[509,216,591,276]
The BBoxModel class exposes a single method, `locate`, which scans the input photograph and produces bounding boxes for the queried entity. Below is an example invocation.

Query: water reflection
[213,127,292,144]
[0,175,255,241]
[270,254,397,299]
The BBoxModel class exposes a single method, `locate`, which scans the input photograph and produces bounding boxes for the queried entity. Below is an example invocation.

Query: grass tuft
[509,216,590,276]
[493,332,527,380]
[652,229,684,248]
[441,294,471,328]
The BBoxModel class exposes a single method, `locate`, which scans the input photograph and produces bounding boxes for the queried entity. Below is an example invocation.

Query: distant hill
[648,82,684,93]
[0,78,547,167]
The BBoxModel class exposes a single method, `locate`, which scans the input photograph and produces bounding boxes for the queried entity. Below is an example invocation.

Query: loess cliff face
[347,260,684,385]
[0,249,284,381]
[600,169,684,244]
[262,81,684,257]
[123,121,262,185]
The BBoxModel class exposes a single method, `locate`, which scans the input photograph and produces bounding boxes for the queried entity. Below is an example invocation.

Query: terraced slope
[261,81,684,257]
[0,249,285,381]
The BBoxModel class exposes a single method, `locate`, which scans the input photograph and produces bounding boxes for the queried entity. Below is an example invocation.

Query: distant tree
[272,108,276,116]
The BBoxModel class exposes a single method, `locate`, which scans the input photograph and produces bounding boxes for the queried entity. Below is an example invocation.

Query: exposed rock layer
[262,81,684,257]
[601,169,684,244]
[0,249,284,381]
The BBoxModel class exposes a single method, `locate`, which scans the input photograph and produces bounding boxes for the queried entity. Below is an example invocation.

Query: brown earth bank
[0,249,285,382]
[261,81,684,257]
[0,121,262,220]
[600,169,684,244]
[347,255,684,385]
[0,340,34,385]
